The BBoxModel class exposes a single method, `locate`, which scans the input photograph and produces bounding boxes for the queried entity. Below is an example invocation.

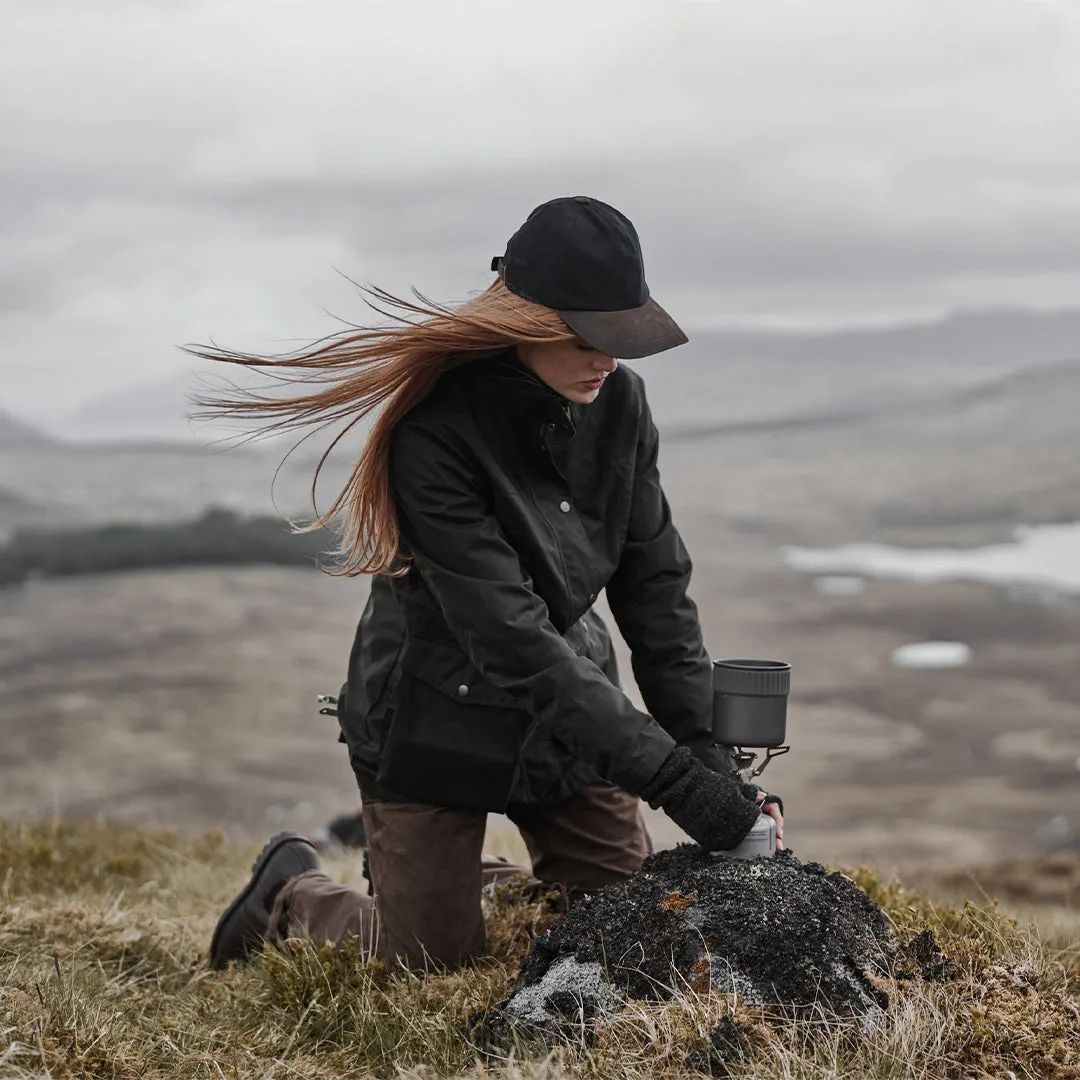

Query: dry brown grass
[1,819,1078,1079]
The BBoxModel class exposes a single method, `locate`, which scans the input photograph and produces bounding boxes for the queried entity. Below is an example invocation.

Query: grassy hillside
[1,820,1078,1079]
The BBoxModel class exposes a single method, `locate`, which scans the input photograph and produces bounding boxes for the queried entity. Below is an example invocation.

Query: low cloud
[2,0,1080,418]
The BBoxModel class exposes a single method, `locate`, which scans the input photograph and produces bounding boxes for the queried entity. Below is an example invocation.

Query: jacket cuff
[619,726,677,796]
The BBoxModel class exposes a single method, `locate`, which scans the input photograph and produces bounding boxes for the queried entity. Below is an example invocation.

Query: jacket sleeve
[604,392,714,747]
[389,418,676,794]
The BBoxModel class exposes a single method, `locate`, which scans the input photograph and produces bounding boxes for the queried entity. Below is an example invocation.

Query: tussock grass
[1,819,1078,1079]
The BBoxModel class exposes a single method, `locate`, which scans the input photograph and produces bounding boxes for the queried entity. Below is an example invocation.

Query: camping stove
[712,658,791,859]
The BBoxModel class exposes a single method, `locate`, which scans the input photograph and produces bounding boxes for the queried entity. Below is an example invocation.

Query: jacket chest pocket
[375,637,531,813]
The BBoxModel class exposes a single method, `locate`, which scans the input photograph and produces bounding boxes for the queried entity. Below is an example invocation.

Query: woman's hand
[756,791,785,851]
[640,747,764,851]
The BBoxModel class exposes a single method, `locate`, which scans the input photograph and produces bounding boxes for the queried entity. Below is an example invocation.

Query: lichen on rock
[501,955,625,1026]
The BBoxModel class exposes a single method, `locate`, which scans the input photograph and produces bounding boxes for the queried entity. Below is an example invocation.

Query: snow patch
[890,641,972,669]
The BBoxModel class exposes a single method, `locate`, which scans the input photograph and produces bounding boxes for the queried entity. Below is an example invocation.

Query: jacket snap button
[457,683,469,697]
[559,500,571,513]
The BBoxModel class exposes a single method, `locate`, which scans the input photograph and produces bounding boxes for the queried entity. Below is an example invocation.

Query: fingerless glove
[683,739,785,817]
[640,746,763,851]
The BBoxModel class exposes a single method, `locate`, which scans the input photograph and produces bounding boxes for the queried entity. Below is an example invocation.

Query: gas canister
[719,812,776,860]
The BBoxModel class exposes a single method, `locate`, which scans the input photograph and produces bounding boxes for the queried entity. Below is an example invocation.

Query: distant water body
[784,522,1080,597]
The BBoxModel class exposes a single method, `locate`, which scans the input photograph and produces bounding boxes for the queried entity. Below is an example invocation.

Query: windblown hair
[188,279,574,577]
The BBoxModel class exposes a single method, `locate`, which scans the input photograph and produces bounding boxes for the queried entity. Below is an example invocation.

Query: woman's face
[516,338,618,404]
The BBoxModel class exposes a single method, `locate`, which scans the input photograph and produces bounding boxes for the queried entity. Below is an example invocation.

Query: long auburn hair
[188,278,575,577]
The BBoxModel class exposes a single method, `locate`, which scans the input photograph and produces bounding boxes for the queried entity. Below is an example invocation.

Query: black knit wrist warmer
[641,746,764,851]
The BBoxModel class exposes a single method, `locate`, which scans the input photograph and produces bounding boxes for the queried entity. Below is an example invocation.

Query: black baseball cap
[490,196,688,359]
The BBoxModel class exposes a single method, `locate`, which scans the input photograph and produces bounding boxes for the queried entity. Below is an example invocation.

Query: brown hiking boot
[209,832,319,969]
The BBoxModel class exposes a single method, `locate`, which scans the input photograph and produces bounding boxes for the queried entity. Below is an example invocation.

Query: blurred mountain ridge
[0,409,51,447]
[29,305,1080,446]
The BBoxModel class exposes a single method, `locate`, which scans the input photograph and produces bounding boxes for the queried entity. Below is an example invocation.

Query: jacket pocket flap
[401,637,519,708]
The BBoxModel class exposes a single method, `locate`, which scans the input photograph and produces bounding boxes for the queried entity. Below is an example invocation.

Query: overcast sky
[2,0,1079,422]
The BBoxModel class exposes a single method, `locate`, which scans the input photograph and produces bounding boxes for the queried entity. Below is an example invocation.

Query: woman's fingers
[767,808,785,851]
[761,803,784,845]
[754,791,785,850]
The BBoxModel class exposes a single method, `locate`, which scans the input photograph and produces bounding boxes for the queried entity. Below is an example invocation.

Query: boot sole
[209,831,313,969]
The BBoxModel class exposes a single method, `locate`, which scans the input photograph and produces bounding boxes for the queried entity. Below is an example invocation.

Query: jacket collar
[471,349,583,438]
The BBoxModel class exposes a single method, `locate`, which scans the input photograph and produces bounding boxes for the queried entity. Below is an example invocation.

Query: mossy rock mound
[483,846,948,1046]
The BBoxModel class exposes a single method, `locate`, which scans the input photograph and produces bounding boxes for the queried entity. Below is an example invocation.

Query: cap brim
[556,297,688,359]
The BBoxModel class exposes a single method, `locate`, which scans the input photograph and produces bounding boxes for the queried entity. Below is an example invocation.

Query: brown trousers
[268,781,651,971]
